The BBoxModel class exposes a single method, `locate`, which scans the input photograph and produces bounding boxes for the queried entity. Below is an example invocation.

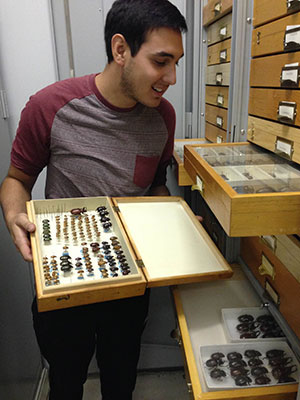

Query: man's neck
[95,65,137,109]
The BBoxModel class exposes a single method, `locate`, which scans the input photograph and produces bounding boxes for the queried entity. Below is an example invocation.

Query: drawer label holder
[280,65,300,87]
[284,26,300,51]
[215,72,223,85]
[275,137,294,159]
[217,94,224,106]
[287,0,300,12]
[216,116,224,128]
[214,2,222,15]
[277,101,297,124]
[219,49,227,63]
[219,25,227,37]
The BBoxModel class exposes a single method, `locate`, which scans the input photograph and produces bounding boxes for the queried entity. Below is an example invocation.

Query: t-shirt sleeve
[11,94,52,176]
[151,98,176,187]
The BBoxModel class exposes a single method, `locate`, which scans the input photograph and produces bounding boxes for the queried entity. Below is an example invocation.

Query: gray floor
[40,369,190,399]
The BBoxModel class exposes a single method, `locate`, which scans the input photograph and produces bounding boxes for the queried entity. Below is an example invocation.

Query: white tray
[199,341,299,390]
[222,307,285,342]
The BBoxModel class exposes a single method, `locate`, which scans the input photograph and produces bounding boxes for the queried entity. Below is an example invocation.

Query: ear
[111,34,129,66]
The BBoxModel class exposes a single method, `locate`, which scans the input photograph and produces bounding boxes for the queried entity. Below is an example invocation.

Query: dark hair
[105,0,187,63]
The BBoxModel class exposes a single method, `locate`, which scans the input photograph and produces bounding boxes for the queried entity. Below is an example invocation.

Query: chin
[142,97,162,108]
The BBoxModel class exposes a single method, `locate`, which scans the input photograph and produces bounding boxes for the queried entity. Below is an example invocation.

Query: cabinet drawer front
[203,0,232,26]
[206,85,229,108]
[253,0,299,27]
[248,115,300,164]
[207,13,232,45]
[206,104,228,130]
[205,121,227,142]
[206,63,231,85]
[241,236,300,339]
[249,87,300,126]
[207,38,231,65]
[252,12,300,57]
[250,51,300,88]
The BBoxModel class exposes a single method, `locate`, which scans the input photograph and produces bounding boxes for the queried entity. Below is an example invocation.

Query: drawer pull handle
[256,31,261,45]
[258,255,275,280]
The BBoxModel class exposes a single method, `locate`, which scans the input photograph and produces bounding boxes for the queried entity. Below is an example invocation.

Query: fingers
[196,215,203,223]
[10,213,36,262]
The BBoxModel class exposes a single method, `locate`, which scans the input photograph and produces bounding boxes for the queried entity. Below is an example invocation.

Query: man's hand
[7,212,36,262]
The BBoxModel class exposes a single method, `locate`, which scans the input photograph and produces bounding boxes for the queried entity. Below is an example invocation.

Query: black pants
[32,290,150,400]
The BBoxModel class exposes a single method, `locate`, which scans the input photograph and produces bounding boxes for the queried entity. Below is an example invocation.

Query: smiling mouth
[152,86,163,93]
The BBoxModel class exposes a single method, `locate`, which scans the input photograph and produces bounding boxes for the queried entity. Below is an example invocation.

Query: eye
[154,60,166,66]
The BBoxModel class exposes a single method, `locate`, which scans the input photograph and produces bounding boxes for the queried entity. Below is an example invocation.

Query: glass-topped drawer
[184,142,300,237]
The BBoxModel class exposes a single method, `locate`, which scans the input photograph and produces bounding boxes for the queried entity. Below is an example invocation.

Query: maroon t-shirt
[11,74,175,198]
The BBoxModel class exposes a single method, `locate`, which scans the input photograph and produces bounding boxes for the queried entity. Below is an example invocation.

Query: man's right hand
[7,212,36,262]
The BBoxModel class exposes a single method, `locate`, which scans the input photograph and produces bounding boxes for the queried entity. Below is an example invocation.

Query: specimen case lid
[27,196,232,311]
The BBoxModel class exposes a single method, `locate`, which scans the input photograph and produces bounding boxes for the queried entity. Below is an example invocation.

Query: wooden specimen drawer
[206,104,228,130]
[206,63,230,86]
[184,142,300,237]
[252,12,300,58]
[203,0,232,27]
[207,38,231,65]
[27,196,232,311]
[173,268,298,399]
[241,236,300,339]
[253,0,300,28]
[248,115,300,164]
[249,87,300,127]
[207,12,232,46]
[250,51,300,88]
[260,234,300,284]
[173,138,208,186]
[206,85,229,108]
[205,122,227,143]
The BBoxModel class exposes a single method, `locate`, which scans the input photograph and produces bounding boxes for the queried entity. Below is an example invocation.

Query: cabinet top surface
[188,143,300,195]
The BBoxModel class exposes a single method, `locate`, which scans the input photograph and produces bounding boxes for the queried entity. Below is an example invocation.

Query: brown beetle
[70,207,87,216]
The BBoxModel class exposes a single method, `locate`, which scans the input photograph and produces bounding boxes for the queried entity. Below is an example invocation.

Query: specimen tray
[27,196,232,311]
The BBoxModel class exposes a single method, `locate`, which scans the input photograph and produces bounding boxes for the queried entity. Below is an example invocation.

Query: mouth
[152,86,165,95]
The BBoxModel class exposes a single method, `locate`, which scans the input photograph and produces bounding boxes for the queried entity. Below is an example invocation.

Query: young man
[0,1,187,399]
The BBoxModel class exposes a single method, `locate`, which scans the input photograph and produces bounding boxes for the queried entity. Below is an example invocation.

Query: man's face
[120,27,184,108]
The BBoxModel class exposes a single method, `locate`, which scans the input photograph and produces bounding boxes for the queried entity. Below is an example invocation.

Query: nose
[163,64,177,86]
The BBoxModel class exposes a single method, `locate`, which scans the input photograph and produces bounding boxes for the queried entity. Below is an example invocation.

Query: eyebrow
[154,51,185,59]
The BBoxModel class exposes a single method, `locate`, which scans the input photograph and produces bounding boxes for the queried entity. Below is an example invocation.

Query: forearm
[0,176,31,228]
[0,165,37,261]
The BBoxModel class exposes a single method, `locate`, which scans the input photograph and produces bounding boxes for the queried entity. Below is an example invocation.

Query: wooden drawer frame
[173,139,208,186]
[172,267,298,400]
[252,12,300,58]
[253,0,300,28]
[206,86,229,109]
[207,12,232,46]
[206,63,231,86]
[203,0,232,27]
[184,142,300,237]
[241,236,300,339]
[206,104,228,131]
[205,122,227,143]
